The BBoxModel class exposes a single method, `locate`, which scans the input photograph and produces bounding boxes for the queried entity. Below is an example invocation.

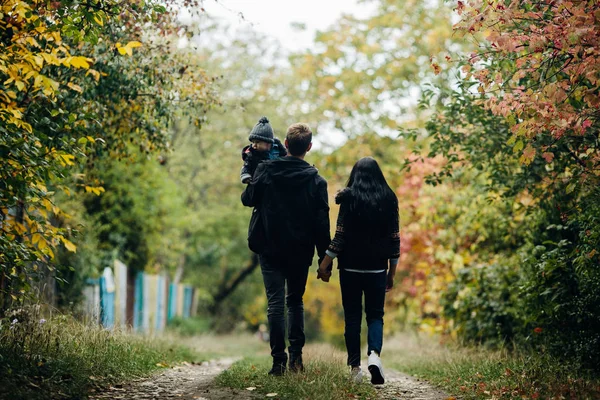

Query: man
[241,122,331,375]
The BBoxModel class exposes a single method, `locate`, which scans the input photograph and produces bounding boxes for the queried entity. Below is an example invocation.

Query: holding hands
[317,254,334,282]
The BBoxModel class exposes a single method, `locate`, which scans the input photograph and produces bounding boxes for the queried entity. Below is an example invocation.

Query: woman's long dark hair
[335,157,398,225]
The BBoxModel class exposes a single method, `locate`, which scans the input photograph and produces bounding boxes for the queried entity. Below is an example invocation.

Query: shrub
[442,261,522,346]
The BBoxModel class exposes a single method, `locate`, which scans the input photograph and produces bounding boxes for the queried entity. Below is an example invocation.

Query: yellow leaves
[0,90,16,104]
[59,153,76,166]
[13,222,27,236]
[69,56,92,69]
[85,186,105,196]
[67,82,83,93]
[40,52,60,66]
[25,36,41,48]
[5,116,33,133]
[31,54,44,69]
[60,236,77,253]
[42,198,53,212]
[40,76,59,96]
[94,15,104,26]
[86,69,101,82]
[116,44,129,56]
[14,80,26,91]
[116,41,143,56]
[32,233,46,250]
[519,144,536,165]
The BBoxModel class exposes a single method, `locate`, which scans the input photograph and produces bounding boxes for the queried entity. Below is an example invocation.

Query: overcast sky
[200,0,373,51]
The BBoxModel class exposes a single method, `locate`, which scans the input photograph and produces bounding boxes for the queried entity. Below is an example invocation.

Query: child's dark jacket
[240,138,287,183]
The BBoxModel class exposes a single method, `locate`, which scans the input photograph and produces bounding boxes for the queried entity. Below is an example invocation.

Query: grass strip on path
[0,313,202,400]
[385,332,600,400]
[216,344,376,400]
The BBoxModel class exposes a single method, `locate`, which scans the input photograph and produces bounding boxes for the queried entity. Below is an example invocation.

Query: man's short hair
[286,123,312,156]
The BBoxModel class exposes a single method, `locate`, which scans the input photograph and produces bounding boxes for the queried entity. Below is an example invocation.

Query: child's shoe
[367,352,385,384]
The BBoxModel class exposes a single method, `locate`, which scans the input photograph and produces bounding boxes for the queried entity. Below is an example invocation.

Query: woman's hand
[386,264,396,292]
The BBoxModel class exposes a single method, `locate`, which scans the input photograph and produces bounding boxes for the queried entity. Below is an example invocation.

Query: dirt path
[89,358,253,400]
[89,357,449,400]
[374,368,450,400]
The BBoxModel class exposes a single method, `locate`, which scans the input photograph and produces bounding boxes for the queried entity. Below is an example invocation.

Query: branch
[209,254,259,312]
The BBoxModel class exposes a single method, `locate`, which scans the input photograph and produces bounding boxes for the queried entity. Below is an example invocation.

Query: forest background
[1,0,599,381]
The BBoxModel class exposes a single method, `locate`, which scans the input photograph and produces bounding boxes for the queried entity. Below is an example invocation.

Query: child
[240,117,287,183]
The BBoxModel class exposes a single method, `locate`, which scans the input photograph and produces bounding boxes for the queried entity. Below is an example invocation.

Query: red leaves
[542,152,554,163]
[455,0,600,171]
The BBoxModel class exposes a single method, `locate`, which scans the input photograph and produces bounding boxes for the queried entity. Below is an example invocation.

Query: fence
[83,259,198,333]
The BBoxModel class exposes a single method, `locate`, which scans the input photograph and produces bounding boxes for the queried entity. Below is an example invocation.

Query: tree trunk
[209,253,259,313]
[173,253,186,284]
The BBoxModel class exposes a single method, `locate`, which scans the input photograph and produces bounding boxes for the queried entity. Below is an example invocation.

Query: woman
[318,157,400,384]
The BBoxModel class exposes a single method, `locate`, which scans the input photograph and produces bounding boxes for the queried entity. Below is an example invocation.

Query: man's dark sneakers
[289,355,304,373]
[268,363,286,376]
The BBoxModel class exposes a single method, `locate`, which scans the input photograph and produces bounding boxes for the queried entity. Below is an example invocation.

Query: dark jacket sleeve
[388,208,400,260]
[327,201,347,256]
[241,162,267,207]
[314,177,330,260]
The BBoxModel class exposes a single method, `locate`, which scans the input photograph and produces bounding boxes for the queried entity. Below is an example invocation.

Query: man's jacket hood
[269,157,318,185]
[241,155,331,265]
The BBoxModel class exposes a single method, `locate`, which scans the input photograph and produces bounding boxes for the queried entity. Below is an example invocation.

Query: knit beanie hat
[248,117,274,143]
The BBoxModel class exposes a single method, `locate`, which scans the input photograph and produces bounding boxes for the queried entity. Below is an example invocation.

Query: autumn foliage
[0,0,217,310]
[410,0,600,368]
[456,0,599,178]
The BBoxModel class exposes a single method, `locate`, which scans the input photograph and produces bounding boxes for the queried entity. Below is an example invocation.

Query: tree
[289,0,464,137]
[0,0,217,311]
[454,0,599,184]
[407,0,600,367]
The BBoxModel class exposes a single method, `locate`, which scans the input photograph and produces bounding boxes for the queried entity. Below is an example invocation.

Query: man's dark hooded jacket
[241,156,330,266]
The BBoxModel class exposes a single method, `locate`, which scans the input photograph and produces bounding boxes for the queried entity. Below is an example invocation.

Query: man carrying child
[241,121,331,376]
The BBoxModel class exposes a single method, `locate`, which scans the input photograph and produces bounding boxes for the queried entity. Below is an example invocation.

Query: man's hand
[317,256,333,282]
[317,268,332,282]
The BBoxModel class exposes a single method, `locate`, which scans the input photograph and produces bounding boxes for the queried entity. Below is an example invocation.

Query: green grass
[0,310,203,400]
[166,316,212,336]
[172,330,266,361]
[216,344,376,400]
[385,332,600,400]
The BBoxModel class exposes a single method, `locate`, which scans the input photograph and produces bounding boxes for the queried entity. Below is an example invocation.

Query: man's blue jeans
[259,255,310,365]
[340,269,386,367]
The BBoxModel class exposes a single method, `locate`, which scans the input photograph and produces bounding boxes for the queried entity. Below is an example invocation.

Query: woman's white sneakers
[350,366,363,383]
[367,352,385,385]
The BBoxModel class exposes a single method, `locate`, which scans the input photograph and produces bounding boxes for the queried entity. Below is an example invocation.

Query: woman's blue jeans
[340,269,386,367]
